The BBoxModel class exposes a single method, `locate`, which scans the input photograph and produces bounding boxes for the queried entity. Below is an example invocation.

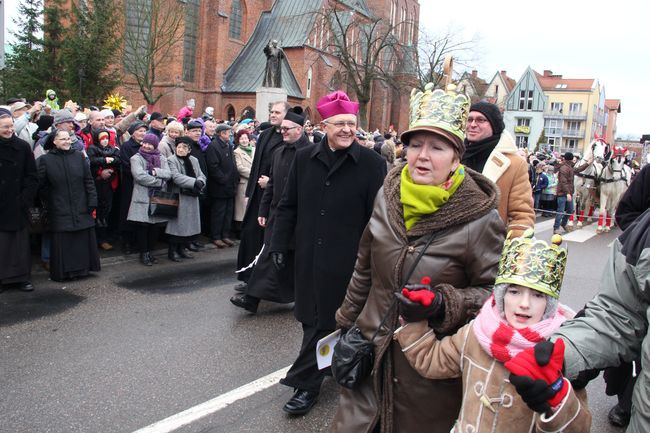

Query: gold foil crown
[495,229,567,299]
[408,83,470,142]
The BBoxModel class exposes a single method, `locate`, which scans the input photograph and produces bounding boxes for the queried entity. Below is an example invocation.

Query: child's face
[503,285,547,329]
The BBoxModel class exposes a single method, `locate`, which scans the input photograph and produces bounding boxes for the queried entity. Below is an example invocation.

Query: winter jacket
[553,209,650,433]
[205,136,238,198]
[480,131,535,237]
[543,172,558,196]
[165,155,205,237]
[126,153,172,224]
[87,144,121,182]
[233,146,253,222]
[0,135,38,231]
[394,320,591,433]
[159,135,177,160]
[533,171,549,193]
[37,148,97,232]
[616,164,650,230]
[331,165,505,433]
[556,160,576,196]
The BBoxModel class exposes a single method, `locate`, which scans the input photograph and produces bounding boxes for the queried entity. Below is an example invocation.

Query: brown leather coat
[331,165,506,433]
[394,320,591,433]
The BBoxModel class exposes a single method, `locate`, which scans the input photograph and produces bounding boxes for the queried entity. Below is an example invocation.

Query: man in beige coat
[462,102,535,237]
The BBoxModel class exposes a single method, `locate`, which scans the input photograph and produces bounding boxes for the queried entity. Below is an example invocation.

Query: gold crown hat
[495,229,568,299]
[400,56,470,153]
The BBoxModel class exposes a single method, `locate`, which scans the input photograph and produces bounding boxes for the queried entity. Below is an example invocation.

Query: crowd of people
[1,85,649,433]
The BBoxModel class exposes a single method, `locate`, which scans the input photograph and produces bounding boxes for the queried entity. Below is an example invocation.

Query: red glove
[395,276,443,322]
[505,339,569,412]
[402,287,436,306]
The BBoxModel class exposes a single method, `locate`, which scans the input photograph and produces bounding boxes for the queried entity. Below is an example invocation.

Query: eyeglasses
[324,120,357,129]
[280,126,300,132]
[466,117,488,125]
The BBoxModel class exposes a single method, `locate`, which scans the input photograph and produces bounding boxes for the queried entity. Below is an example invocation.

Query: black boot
[177,244,194,259]
[168,244,181,262]
[140,252,153,266]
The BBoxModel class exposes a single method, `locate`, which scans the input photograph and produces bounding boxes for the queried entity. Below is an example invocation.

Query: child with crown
[394,230,591,432]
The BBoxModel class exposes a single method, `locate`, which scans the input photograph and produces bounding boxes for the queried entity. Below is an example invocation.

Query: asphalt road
[0,221,628,433]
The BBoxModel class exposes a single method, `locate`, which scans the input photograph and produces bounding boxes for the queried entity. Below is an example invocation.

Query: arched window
[229,0,243,39]
[241,106,255,120]
[225,104,236,121]
[306,67,313,98]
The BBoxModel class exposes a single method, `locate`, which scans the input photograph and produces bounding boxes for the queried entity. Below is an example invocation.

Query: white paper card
[316,329,341,370]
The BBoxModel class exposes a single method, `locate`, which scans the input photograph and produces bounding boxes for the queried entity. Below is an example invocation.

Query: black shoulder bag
[331,231,439,389]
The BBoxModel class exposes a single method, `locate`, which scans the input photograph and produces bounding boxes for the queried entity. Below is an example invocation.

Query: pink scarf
[472,295,573,363]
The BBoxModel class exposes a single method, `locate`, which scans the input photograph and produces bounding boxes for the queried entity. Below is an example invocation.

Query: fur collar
[384,162,499,241]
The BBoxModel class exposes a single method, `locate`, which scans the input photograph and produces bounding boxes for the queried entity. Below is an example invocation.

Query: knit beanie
[142,133,160,149]
[53,109,75,125]
[469,102,505,136]
[493,284,559,320]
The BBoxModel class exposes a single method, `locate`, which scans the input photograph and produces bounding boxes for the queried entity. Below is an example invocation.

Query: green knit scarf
[239,144,254,156]
[400,164,466,230]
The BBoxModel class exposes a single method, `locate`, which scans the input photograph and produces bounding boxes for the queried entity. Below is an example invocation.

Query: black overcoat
[38,148,97,232]
[270,138,386,329]
[0,135,38,231]
[246,134,311,303]
[236,126,284,279]
[205,137,238,198]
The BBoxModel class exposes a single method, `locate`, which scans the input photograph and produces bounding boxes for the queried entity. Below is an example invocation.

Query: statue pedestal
[255,87,287,122]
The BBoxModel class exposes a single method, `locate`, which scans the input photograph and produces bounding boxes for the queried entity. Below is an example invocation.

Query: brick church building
[117,0,419,131]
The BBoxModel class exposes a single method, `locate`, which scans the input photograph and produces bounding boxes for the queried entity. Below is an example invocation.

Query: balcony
[544,128,585,138]
[543,110,587,120]
[563,129,585,138]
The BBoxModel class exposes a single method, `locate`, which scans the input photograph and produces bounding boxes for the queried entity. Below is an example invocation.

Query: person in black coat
[87,129,121,250]
[616,163,650,230]
[38,129,100,282]
[235,102,288,288]
[0,109,38,291]
[118,121,147,254]
[230,111,311,313]
[205,123,238,247]
[269,92,387,415]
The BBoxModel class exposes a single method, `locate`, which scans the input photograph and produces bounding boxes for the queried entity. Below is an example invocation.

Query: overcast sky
[419,0,648,139]
[4,0,647,138]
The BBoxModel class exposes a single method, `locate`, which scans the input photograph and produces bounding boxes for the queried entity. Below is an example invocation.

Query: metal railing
[543,110,587,120]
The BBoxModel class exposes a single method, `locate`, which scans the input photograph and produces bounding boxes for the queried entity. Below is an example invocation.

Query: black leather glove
[271,251,286,271]
[194,179,205,189]
[395,282,444,323]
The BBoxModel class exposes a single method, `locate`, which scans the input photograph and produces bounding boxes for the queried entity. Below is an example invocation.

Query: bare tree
[413,28,478,91]
[122,0,185,105]
[315,3,414,129]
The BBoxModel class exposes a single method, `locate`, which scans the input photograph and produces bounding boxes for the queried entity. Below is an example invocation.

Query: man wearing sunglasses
[462,101,534,238]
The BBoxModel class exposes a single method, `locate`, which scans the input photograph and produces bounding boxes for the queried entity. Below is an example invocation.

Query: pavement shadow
[117,260,236,295]
[0,287,85,326]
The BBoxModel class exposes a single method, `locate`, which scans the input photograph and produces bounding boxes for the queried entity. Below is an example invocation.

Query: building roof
[457,70,489,100]
[499,71,516,93]
[605,99,621,112]
[534,70,595,91]
[221,0,327,98]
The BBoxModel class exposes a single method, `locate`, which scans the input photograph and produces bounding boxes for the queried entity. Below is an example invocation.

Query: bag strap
[368,230,440,342]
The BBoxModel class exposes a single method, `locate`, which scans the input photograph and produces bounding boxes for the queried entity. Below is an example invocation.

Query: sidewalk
[31,235,234,275]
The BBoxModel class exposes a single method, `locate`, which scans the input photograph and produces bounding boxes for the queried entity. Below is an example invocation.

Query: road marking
[562,223,598,243]
[132,365,291,433]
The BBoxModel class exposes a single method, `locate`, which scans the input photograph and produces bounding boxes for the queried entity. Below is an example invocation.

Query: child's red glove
[504,339,569,413]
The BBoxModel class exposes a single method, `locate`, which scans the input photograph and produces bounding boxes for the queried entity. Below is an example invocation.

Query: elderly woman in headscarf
[0,108,38,291]
[164,136,206,261]
[127,133,171,265]
[331,84,505,433]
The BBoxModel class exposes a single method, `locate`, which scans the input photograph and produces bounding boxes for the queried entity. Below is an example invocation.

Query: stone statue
[262,40,284,88]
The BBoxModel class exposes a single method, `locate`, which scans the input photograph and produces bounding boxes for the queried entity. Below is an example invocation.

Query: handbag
[331,230,440,389]
[27,206,48,233]
[148,183,179,218]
